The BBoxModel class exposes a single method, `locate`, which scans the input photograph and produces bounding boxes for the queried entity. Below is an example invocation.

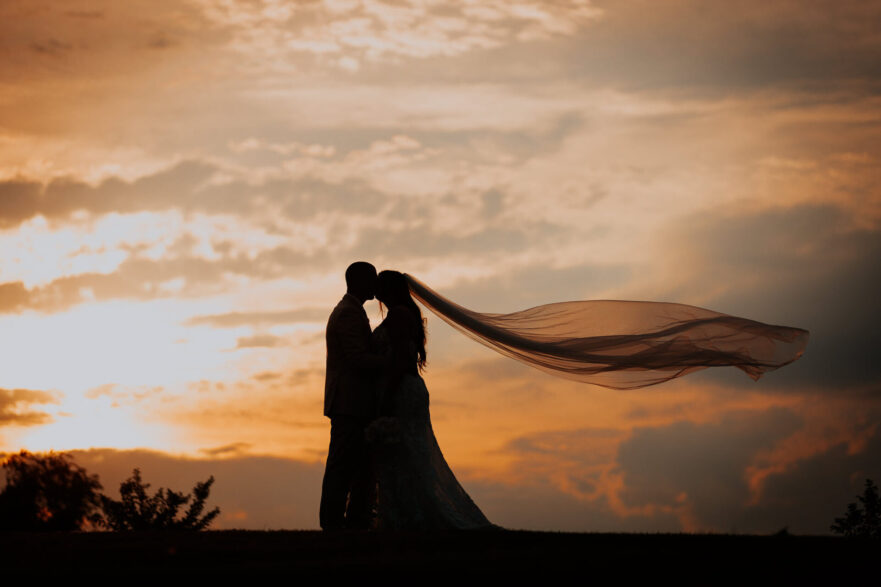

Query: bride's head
[376,270,410,307]
[376,270,427,371]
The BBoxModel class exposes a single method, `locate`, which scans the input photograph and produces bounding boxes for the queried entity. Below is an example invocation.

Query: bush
[99,468,220,531]
[831,478,881,538]
[0,450,103,531]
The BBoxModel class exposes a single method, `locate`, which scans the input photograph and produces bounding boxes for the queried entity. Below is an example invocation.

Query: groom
[319,261,387,531]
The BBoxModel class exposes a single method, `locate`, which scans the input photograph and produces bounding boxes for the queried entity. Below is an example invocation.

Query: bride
[367,270,493,530]
[364,269,808,530]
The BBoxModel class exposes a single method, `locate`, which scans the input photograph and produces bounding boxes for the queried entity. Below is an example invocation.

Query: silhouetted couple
[318,261,809,531]
[319,262,492,531]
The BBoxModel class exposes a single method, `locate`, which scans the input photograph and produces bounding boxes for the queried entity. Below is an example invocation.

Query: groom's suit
[320,293,385,530]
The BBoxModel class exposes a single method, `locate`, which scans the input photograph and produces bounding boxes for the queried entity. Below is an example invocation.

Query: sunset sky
[1,0,880,533]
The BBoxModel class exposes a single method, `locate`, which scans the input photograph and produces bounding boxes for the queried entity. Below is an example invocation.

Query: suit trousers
[319,415,374,530]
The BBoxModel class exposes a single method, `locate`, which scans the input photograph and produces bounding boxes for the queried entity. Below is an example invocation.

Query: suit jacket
[324,293,385,419]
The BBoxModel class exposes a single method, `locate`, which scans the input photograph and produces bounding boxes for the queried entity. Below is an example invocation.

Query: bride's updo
[376,270,427,371]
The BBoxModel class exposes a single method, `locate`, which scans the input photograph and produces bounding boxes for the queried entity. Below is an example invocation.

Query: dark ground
[0,529,871,578]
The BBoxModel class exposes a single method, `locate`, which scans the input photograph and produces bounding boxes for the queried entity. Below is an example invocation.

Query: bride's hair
[377,270,427,371]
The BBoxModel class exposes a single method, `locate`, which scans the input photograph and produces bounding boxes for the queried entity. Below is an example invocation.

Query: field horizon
[1,528,867,576]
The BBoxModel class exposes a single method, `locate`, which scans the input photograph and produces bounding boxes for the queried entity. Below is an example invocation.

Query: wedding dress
[363,274,807,530]
[367,315,493,530]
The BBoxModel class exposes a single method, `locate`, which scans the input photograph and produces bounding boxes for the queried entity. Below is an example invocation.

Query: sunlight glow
[10,393,180,453]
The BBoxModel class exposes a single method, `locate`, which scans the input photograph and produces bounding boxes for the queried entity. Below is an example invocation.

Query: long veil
[404,274,809,390]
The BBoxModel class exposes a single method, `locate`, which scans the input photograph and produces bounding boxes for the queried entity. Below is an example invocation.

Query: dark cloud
[253,371,282,382]
[466,476,680,533]
[0,282,29,313]
[664,203,881,389]
[199,443,252,458]
[0,243,330,314]
[360,0,881,97]
[0,180,42,227]
[742,427,881,534]
[0,160,393,228]
[0,0,219,86]
[146,33,176,50]
[0,161,213,228]
[0,388,57,427]
[0,160,587,314]
[30,39,73,56]
[576,0,881,92]
[616,407,803,532]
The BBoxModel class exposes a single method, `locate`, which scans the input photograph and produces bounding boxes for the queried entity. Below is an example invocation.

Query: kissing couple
[319,261,493,531]
[318,260,809,531]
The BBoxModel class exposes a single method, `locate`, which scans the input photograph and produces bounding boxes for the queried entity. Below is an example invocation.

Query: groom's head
[345,261,377,303]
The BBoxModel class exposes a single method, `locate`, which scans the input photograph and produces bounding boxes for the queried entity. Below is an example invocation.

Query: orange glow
[0,0,878,533]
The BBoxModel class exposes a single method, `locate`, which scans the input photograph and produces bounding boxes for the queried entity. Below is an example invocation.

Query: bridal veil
[404,274,809,390]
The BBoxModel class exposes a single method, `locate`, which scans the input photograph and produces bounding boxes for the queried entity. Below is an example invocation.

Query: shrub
[99,468,220,531]
[0,450,103,531]
[831,478,881,538]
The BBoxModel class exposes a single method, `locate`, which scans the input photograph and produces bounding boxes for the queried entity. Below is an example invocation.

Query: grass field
[0,529,869,577]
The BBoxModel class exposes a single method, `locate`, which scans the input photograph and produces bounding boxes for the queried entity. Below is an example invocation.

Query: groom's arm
[336,306,388,371]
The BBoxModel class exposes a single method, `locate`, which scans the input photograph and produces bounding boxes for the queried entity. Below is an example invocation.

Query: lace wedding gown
[367,319,493,530]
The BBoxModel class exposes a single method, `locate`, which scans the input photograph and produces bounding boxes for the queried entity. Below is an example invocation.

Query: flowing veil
[404,274,809,390]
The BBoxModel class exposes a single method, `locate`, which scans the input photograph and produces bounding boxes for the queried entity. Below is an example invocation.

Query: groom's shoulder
[328,296,360,323]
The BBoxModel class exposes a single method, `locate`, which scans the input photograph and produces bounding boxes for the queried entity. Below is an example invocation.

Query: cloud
[466,475,680,533]
[326,0,881,99]
[0,249,318,314]
[236,334,285,349]
[0,0,218,83]
[0,152,583,315]
[199,442,252,458]
[186,308,328,328]
[657,203,881,389]
[615,407,803,532]
[29,39,73,56]
[565,0,881,93]
[83,384,163,404]
[742,429,881,534]
[0,156,416,228]
[0,161,214,227]
[499,427,625,503]
[0,388,57,427]
[202,0,602,70]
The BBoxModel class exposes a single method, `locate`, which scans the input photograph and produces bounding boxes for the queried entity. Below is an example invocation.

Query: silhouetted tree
[99,468,220,531]
[0,450,103,531]
[831,478,881,538]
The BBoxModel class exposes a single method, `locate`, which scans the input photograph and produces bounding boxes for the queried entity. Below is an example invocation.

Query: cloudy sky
[1,0,879,533]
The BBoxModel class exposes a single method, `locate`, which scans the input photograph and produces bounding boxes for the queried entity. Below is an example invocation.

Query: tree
[831,478,881,538]
[0,450,103,531]
[99,468,220,531]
